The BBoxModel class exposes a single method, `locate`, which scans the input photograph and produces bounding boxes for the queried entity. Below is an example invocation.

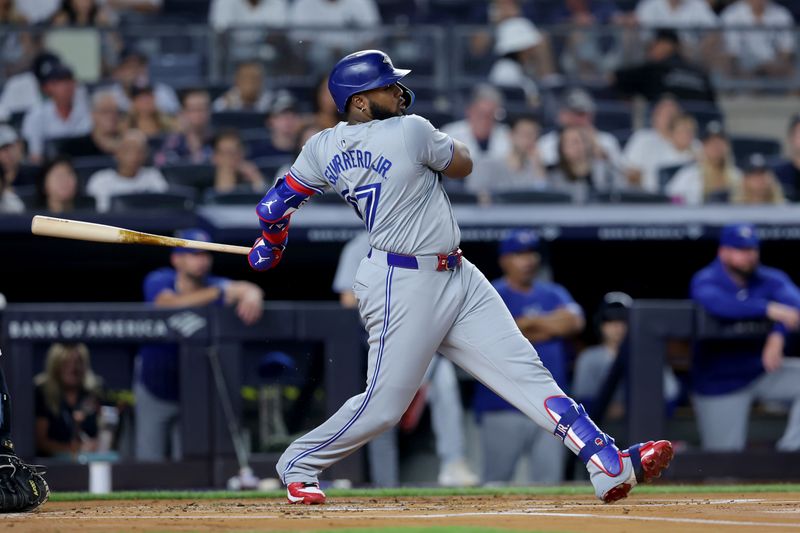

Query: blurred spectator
[552,0,625,82]
[209,0,288,30]
[212,61,288,113]
[51,0,114,26]
[442,85,511,169]
[623,95,682,182]
[635,0,719,54]
[136,228,264,461]
[468,115,547,196]
[22,62,92,164]
[731,153,785,204]
[0,52,63,118]
[613,28,716,104]
[0,147,23,212]
[537,88,623,171]
[34,343,101,458]
[249,94,302,160]
[212,130,266,193]
[0,124,23,189]
[636,112,699,192]
[0,0,25,23]
[573,292,681,417]
[86,129,167,211]
[123,84,175,138]
[104,0,162,14]
[489,17,555,104]
[58,91,121,158]
[474,230,583,484]
[313,75,341,130]
[721,0,795,78]
[13,0,59,24]
[289,0,381,56]
[690,222,800,451]
[107,48,180,115]
[773,114,800,200]
[548,125,624,203]
[155,89,213,166]
[666,121,741,204]
[35,157,80,213]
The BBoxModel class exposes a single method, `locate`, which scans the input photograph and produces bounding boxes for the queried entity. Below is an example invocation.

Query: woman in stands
[548,125,621,203]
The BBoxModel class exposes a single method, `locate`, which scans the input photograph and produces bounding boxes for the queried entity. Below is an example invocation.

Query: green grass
[49,483,800,502]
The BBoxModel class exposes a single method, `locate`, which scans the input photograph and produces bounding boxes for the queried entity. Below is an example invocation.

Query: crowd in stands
[0,0,799,214]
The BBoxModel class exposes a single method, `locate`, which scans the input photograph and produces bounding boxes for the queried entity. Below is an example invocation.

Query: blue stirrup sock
[544,395,623,476]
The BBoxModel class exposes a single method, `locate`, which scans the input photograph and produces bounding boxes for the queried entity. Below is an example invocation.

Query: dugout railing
[0,303,363,490]
[628,300,800,480]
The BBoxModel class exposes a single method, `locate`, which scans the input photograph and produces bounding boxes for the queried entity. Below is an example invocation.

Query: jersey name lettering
[323,150,393,185]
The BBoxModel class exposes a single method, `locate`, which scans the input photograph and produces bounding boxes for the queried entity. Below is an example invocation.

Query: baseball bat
[31,215,251,255]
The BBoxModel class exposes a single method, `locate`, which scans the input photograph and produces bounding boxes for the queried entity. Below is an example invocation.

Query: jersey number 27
[342,183,381,232]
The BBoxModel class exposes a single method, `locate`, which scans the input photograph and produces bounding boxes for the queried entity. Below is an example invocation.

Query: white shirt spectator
[635,0,718,28]
[21,95,92,160]
[0,73,41,118]
[624,128,672,171]
[209,0,288,30]
[721,0,795,72]
[489,59,540,101]
[105,83,180,116]
[537,130,623,169]
[86,167,168,212]
[289,0,381,49]
[665,161,742,204]
[639,142,696,192]
[13,0,60,23]
[441,119,512,163]
[0,190,24,214]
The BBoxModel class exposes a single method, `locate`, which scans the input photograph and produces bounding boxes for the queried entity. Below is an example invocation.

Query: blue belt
[367,248,463,271]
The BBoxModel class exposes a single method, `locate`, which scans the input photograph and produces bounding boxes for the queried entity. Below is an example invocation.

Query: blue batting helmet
[328,50,415,114]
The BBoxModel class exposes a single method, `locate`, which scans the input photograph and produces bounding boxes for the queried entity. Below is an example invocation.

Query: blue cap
[499,229,540,256]
[720,223,759,249]
[173,228,211,254]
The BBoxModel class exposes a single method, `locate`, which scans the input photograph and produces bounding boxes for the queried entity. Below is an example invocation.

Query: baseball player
[0,350,50,512]
[247,50,673,505]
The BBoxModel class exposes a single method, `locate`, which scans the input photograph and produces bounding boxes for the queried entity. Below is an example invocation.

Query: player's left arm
[442,139,473,179]
[248,172,320,272]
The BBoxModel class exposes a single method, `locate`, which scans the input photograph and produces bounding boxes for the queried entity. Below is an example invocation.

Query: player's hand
[248,238,278,272]
[762,332,785,372]
[766,302,800,330]
[236,288,264,325]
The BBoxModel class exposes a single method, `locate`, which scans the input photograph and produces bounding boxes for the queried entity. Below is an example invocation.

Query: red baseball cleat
[602,440,674,504]
[286,482,326,505]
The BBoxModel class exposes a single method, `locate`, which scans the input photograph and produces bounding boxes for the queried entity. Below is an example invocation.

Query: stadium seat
[730,135,782,161]
[149,53,204,88]
[161,164,216,193]
[203,190,263,206]
[592,190,671,204]
[71,156,116,187]
[211,112,268,130]
[109,190,195,211]
[445,191,480,204]
[594,102,633,131]
[492,190,573,204]
[657,163,687,192]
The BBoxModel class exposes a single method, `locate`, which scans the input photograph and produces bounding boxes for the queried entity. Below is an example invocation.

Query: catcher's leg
[439,259,673,502]
[0,351,50,513]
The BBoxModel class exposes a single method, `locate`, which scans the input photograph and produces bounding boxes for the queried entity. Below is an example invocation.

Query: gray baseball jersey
[290,114,460,255]
[277,114,639,500]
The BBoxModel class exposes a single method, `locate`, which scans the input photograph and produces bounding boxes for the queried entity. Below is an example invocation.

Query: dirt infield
[3,491,800,533]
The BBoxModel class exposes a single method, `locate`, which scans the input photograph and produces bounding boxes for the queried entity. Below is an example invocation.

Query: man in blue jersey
[690,222,800,451]
[473,229,584,484]
[135,228,264,461]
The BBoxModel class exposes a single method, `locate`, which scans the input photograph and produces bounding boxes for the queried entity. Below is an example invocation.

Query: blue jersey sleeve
[143,269,176,303]
[690,270,769,319]
[551,283,584,316]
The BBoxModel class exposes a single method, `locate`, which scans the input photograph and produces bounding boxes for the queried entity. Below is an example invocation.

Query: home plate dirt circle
[3,493,800,532]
